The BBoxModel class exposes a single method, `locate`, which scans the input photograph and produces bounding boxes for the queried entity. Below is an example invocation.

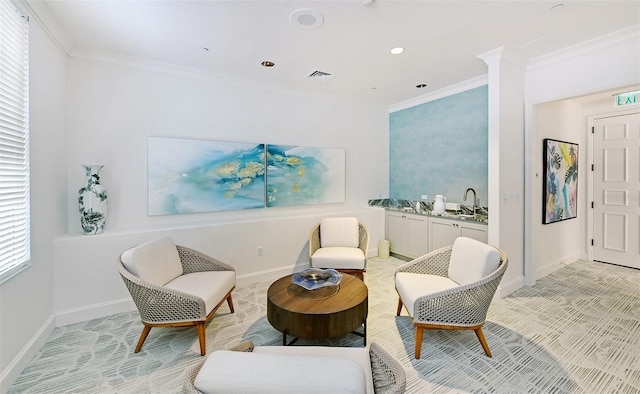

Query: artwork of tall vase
[78,165,108,234]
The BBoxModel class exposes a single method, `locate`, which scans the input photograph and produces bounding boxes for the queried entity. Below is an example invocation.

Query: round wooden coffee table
[267,274,368,346]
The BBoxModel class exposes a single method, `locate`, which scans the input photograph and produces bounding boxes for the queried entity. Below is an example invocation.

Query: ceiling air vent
[306,70,334,81]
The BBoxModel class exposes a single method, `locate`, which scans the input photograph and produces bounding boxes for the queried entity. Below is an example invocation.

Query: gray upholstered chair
[395,237,508,359]
[309,217,369,280]
[117,237,236,356]
[183,341,406,394]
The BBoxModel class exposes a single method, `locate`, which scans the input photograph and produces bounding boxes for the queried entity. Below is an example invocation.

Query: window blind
[0,0,30,283]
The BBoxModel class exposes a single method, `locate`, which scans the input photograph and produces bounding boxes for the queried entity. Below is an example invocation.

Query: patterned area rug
[9,257,640,393]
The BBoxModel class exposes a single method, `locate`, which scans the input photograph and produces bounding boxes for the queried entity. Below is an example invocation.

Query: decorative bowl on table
[292,268,343,290]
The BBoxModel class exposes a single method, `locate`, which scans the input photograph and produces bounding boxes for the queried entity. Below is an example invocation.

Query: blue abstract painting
[148,137,265,215]
[266,145,345,207]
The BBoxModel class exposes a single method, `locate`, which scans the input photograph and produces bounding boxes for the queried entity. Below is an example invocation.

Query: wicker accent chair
[395,237,508,359]
[183,341,406,394]
[117,237,236,356]
[309,217,369,280]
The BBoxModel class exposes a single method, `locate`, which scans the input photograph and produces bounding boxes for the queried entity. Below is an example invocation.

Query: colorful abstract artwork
[543,138,578,224]
[148,137,265,215]
[266,145,345,207]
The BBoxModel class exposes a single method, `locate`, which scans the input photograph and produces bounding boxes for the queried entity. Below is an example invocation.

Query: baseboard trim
[55,298,136,327]
[236,265,297,287]
[0,315,56,392]
[535,253,580,280]
[497,275,525,298]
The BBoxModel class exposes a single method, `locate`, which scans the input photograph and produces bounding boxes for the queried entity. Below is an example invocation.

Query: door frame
[587,108,640,263]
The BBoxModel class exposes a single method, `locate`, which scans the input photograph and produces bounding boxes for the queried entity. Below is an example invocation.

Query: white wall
[525,25,640,281]
[531,100,584,278]
[54,58,389,323]
[65,59,389,232]
[0,18,67,391]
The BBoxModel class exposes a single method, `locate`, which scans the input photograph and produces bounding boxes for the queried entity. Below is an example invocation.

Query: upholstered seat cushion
[120,237,183,286]
[253,346,374,394]
[194,350,367,394]
[320,217,360,248]
[448,237,500,286]
[311,247,366,270]
[395,272,459,317]
[165,271,235,315]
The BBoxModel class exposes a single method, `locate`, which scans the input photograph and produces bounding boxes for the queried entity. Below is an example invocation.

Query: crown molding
[20,0,72,56]
[388,75,488,113]
[528,24,640,71]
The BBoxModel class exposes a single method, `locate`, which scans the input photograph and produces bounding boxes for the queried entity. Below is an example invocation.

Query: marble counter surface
[368,199,488,224]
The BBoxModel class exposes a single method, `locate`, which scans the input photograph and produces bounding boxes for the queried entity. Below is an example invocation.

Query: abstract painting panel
[148,137,265,215]
[543,138,578,224]
[266,145,345,207]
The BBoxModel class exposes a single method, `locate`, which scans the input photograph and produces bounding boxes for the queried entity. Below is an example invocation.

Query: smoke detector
[290,9,324,29]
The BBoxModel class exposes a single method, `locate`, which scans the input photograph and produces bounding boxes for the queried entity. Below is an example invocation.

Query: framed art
[148,137,265,215]
[543,138,578,224]
[265,145,346,207]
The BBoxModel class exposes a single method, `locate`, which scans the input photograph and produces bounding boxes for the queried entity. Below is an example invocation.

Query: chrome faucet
[463,187,477,216]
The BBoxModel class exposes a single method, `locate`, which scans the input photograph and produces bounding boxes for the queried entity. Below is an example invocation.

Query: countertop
[369,199,488,224]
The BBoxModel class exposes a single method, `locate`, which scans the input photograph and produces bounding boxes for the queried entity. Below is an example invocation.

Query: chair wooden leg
[396,298,404,316]
[196,322,207,356]
[474,327,492,357]
[415,326,424,359]
[226,294,235,313]
[135,324,152,353]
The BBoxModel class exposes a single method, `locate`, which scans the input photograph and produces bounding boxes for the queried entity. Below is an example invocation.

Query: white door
[592,112,640,268]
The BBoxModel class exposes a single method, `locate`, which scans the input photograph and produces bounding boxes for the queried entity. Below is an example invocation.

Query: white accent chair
[117,237,236,356]
[395,237,508,359]
[309,217,369,280]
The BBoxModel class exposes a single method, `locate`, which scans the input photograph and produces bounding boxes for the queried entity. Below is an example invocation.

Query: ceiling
[28,0,640,108]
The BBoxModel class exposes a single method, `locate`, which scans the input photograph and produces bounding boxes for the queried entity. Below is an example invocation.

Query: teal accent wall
[389,85,489,206]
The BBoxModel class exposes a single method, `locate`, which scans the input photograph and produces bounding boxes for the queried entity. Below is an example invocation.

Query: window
[0,0,30,283]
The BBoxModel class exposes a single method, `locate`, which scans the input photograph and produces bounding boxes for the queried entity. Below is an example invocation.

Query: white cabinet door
[428,218,458,251]
[428,217,488,251]
[405,215,428,258]
[386,212,405,255]
[385,211,429,258]
[459,222,488,243]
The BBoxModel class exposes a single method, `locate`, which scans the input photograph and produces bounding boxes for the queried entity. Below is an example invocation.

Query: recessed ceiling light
[416,84,427,88]
[390,47,405,55]
[261,61,275,67]
[201,47,210,52]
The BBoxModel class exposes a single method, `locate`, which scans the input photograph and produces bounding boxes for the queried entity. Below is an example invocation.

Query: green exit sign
[615,90,638,107]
